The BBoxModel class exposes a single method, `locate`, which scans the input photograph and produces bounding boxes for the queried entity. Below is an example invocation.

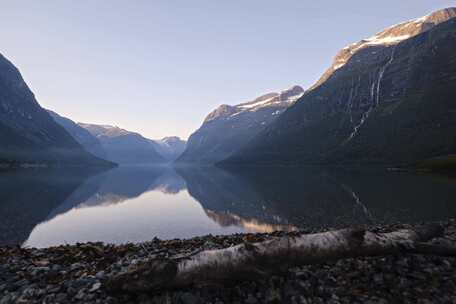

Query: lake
[1,166,455,248]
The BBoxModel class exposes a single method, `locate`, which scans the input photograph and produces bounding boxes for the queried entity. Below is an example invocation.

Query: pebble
[89,282,101,292]
[0,221,455,303]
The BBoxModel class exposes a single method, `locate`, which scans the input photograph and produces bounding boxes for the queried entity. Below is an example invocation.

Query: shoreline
[1,220,456,303]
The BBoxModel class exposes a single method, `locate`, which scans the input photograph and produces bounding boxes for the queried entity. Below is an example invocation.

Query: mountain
[47,110,107,159]
[177,85,304,164]
[49,112,185,164]
[224,8,456,166]
[152,136,187,161]
[78,123,165,164]
[0,54,111,167]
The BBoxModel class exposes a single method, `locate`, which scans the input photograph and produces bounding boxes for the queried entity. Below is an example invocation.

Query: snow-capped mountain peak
[345,8,455,53]
[237,86,304,111]
[205,85,304,122]
[314,7,456,87]
[77,123,131,138]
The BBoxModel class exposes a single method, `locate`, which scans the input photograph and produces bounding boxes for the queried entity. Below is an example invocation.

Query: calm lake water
[1,166,455,248]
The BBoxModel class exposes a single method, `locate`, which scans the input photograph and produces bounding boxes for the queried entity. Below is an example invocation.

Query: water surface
[0,166,455,248]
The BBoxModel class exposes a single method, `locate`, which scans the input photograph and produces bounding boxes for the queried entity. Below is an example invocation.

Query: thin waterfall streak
[347,78,355,124]
[351,75,361,124]
[376,47,396,105]
[344,46,396,144]
[370,75,376,102]
[345,75,375,143]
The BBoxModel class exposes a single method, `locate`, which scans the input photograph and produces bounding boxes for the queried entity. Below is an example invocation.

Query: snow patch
[365,34,411,46]
[331,10,438,73]
[286,92,304,103]
[333,63,345,70]
[238,96,276,109]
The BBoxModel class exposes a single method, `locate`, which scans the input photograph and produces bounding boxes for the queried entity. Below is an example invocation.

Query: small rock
[180,292,200,304]
[74,288,87,300]
[95,270,105,278]
[245,294,258,304]
[90,282,101,292]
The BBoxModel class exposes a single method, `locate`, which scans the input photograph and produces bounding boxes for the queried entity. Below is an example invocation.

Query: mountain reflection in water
[0,165,455,248]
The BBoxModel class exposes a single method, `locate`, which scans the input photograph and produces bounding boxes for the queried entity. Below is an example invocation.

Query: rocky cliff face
[0,54,110,166]
[177,85,304,164]
[315,7,456,89]
[224,8,456,166]
[78,123,165,165]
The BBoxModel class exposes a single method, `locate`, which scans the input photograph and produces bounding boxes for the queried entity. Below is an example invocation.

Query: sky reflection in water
[0,166,455,248]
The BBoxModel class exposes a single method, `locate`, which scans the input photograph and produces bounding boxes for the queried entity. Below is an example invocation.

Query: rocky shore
[1,221,456,304]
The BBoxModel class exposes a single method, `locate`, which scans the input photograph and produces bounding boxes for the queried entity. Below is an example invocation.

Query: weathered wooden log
[409,242,456,256]
[106,224,447,293]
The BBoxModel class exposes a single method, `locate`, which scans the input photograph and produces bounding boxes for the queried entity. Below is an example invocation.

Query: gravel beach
[1,220,456,304]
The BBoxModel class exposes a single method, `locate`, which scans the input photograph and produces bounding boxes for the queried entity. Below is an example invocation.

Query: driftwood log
[106,224,451,293]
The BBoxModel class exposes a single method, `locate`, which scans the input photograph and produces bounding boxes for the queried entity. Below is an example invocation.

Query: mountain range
[2,7,456,168]
[0,54,112,167]
[223,8,456,167]
[46,110,188,164]
[46,110,107,160]
[152,136,187,161]
[0,51,185,167]
[177,85,304,164]
[47,113,187,165]
[76,123,165,164]
[77,123,186,164]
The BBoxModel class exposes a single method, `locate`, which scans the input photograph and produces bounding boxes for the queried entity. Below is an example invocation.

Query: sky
[0,1,454,139]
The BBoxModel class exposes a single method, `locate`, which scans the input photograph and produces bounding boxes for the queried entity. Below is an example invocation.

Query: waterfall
[344,46,396,144]
[376,47,396,105]
[346,78,355,124]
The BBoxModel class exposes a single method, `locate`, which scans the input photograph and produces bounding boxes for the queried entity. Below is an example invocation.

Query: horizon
[2,2,456,299]
[0,1,453,140]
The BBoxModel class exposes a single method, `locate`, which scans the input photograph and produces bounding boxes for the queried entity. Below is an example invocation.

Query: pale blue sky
[0,1,453,139]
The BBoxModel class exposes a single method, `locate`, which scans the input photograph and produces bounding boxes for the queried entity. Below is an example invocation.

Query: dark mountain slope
[224,9,456,166]
[47,110,107,159]
[0,54,110,167]
[177,85,303,164]
[79,123,165,164]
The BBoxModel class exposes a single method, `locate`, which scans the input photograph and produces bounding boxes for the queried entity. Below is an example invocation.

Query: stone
[90,282,102,292]
[180,292,201,304]
[245,294,258,304]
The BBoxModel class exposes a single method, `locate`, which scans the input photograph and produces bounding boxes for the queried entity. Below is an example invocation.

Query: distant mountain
[152,136,186,161]
[78,123,165,164]
[224,8,456,166]
[177,85,304,164]
[0,53,111,167]
[51,112,185,163]
[47,110,106,159]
